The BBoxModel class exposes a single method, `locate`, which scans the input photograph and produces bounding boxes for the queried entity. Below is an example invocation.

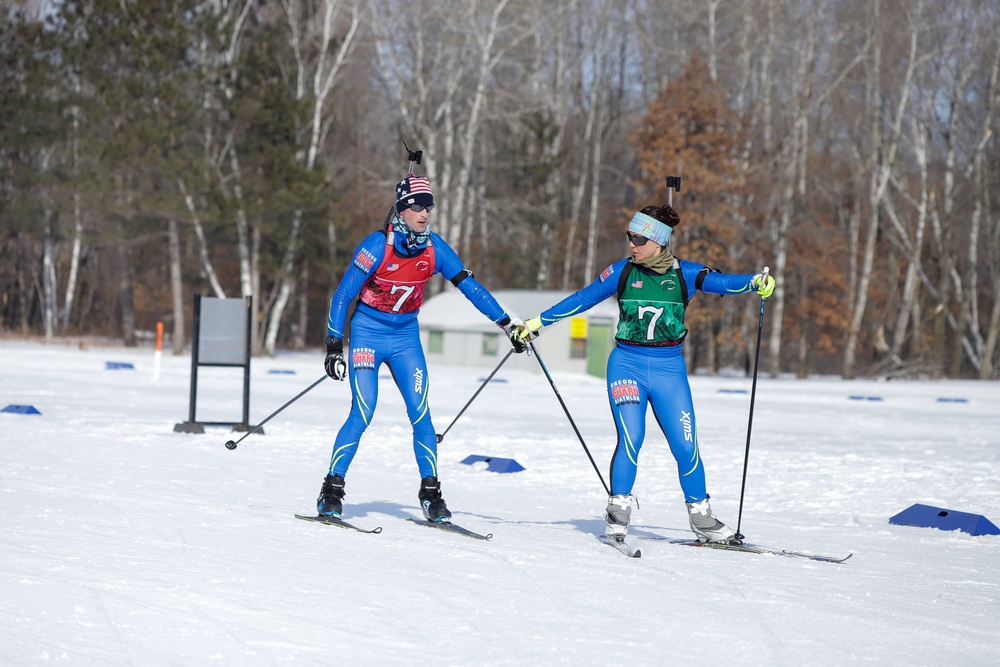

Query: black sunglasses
[409,203,434,213]
[626,231,649,246]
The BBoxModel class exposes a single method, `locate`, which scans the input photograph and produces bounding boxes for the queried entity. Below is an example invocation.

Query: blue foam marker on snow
[936,397,969,403]
[460,455,525,473]
[889,503,1000,536]
[267,369,296,375]
[2,404,42,415]
[849,395,883,401]
[105,361,135,370]
[718,389,748,394]
[476,377,508,383]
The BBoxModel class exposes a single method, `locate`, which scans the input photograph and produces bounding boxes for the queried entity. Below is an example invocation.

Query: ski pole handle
[755,266,770,301]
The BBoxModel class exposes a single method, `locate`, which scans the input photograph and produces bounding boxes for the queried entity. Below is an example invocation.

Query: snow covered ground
[2,339,999,666]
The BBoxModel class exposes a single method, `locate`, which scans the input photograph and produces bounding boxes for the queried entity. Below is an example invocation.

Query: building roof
[419,288,618,333]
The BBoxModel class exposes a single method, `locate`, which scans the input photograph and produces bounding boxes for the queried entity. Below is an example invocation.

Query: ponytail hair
[639,204,680,228]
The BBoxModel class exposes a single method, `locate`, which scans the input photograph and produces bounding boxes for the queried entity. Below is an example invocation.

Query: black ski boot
[418,476,452,523]
[317,474,346,517]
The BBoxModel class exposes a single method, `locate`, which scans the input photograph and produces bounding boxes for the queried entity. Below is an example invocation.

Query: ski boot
[317,473,346,517]
[686,498,736,543]
[418,476,452,523]
[604,494,636,542]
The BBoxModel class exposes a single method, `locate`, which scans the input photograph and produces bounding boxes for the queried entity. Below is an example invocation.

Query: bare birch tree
[560,6,605,290]
[763,0,865,377]
[843,0,921,379]
[978,32,1000,378]
[262,0,361,355]
[60,77,84,333]
[372,0,530,265]
[201,0,258,345]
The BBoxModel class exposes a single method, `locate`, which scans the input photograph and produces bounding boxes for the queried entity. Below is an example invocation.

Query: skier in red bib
[317,174,521,523]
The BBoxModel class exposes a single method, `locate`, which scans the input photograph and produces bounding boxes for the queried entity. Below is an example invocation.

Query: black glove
[501,318,527,354]
[324,336,347,380]
[511,315,542,353]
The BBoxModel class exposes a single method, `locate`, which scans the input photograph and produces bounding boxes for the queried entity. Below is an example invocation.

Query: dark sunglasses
[626,231,649,246]
[409,203,434,213]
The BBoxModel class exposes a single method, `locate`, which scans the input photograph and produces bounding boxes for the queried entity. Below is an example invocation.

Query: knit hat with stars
[395,173,434,213]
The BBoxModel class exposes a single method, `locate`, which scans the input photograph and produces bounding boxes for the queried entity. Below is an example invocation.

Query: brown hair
[639,204,680,228]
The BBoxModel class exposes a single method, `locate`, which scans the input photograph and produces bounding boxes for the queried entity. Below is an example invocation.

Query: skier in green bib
[514,204,774,543]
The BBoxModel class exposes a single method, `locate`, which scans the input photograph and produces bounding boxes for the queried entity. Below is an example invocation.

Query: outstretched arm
[517,260,627,341]
[698,269,774,298]
[454,273,510,323]
[539,260,625,325]
[680,259,774,298]
[433,235,510,324]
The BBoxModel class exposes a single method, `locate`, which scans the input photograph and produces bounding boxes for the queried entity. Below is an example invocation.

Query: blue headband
[627,211,672,246]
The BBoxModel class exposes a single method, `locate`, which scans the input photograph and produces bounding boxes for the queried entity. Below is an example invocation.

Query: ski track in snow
[1,340,999,666]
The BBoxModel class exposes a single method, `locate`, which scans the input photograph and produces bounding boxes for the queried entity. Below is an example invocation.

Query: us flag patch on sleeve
[599,265,615,282]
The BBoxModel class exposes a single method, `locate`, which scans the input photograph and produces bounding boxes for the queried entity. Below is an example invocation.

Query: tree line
[2,0,998,379]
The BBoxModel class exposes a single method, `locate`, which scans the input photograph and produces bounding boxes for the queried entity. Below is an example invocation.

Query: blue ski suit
[537,257,759,502]
[325,225,511,479]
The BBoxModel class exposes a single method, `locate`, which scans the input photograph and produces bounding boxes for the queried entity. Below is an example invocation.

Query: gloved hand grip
[324,336,347,380]
[517,315,543,342]
[502,318,528,354]
[518,315,542,343]
[751,268,775,299]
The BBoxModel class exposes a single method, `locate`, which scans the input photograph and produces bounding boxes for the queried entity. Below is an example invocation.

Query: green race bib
[616,266,688,344]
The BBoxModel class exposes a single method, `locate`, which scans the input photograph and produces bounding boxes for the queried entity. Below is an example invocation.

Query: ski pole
[734,267,769,540]
[436,348,514,443]
[529,342,610,495]
[225,375,328,450]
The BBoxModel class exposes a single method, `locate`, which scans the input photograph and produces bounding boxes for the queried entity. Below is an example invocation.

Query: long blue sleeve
[538,259,628,326]
[434,234,510,324]
[326,232,387,337]
[538,258,759,329]
[679,259,757,297]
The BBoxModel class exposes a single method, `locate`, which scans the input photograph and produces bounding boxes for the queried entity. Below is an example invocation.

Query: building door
[586,320,613,378]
